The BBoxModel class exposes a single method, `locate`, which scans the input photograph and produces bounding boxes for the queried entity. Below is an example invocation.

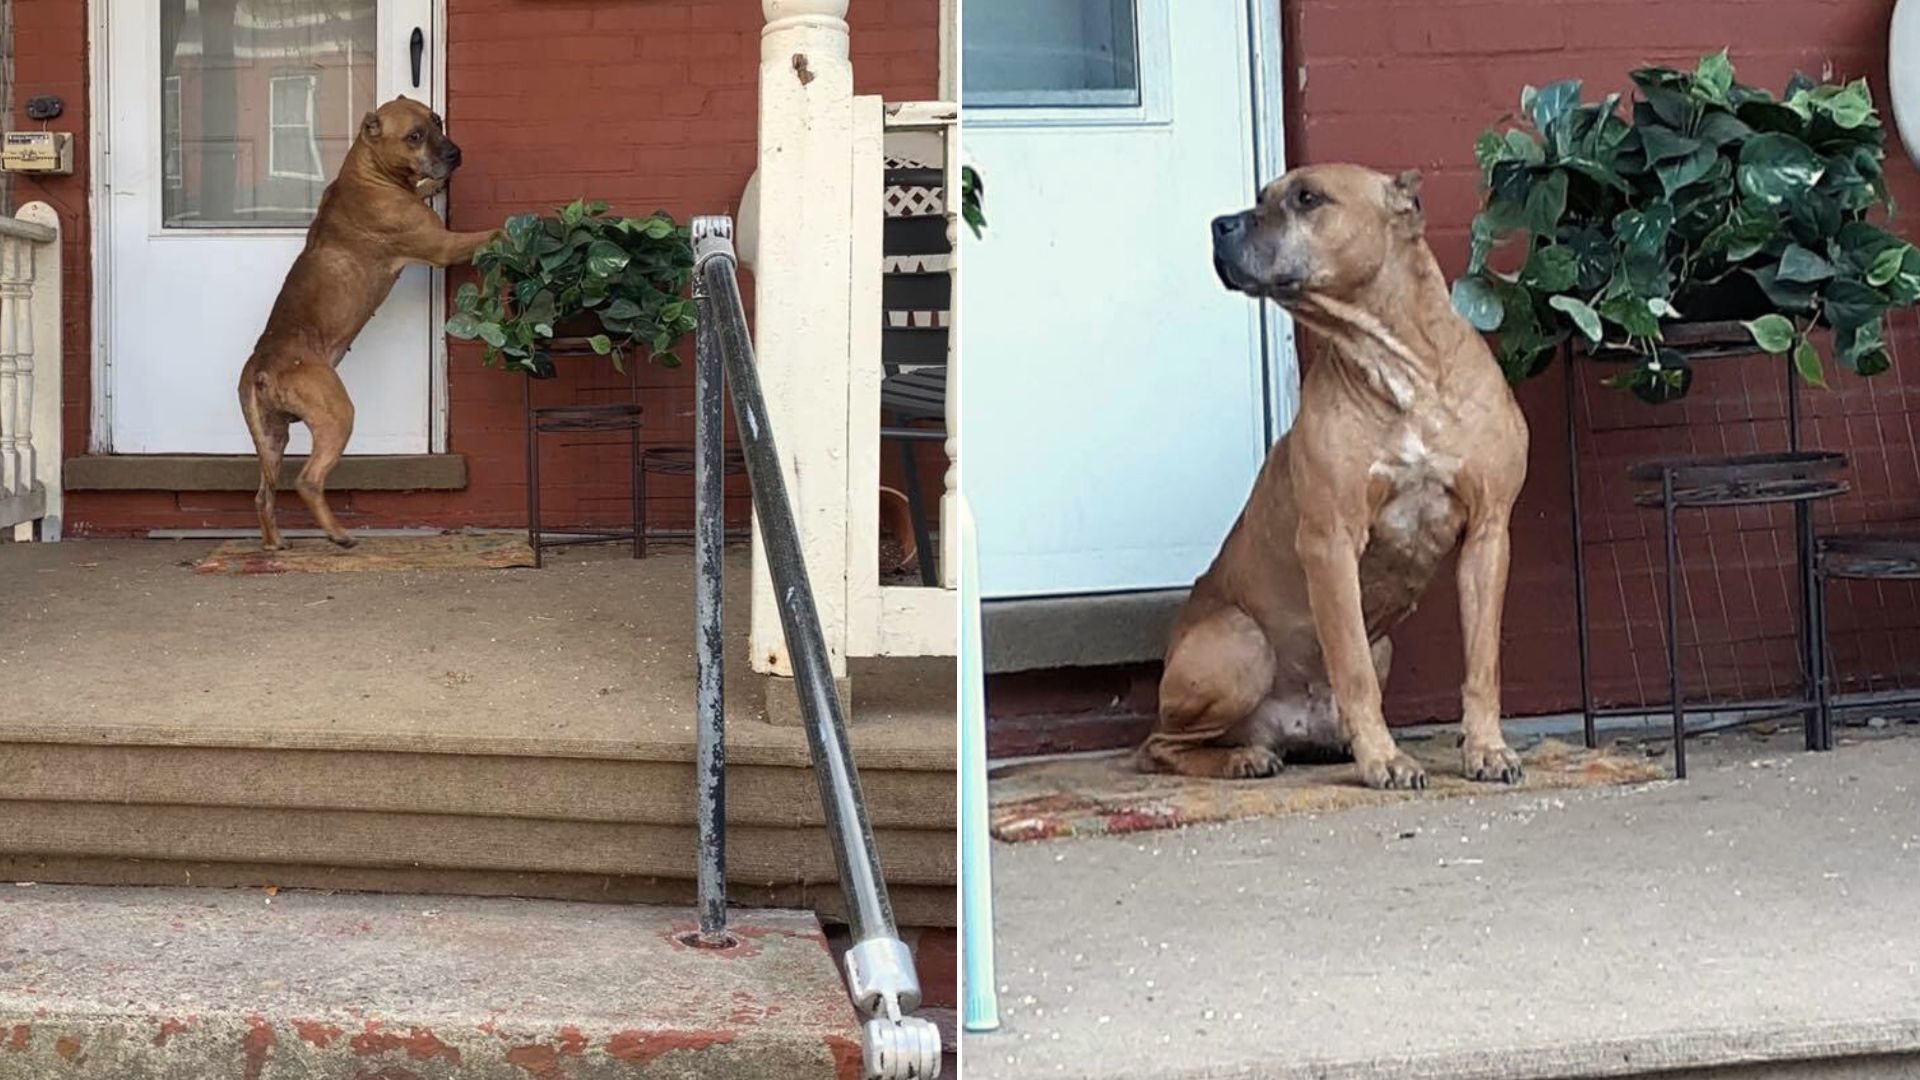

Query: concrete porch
[964,727,1920,1079]
[0,538,954,923]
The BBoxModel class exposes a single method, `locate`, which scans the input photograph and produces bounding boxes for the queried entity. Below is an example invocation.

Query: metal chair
[1812,534,1920,750]
[881,165,952,586]
[523,344,644,568]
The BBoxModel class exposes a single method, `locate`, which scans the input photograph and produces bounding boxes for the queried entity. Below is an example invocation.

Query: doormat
[989,737,1665,843]
[195,533,537,575]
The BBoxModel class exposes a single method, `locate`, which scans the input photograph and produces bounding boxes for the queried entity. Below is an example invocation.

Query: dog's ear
[1388,169,1424,230]
[360,111,383,139]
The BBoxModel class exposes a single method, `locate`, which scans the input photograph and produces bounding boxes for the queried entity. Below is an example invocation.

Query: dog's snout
[443,140,463,167]
[1212,213,1249,243]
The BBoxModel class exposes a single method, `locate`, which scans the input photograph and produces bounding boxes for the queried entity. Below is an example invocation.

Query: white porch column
[752,0,856,683]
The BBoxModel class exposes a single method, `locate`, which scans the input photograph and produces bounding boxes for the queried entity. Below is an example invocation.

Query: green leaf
[477,323,508,348]
[587,334,613,355]
[1503,129,1545,166]
[585,239,631,278]
[1656,144,1718,197]
[1613,204,1675,258]
[643,217,676,239]
[1693,49,1734,103]
[1791,337,1827,388]
[1776,244,1833,283]
[1523,171,1568,235]
[1818,79,1874,129]
[1648,297,1682,318]
[1867,244,1910,287]
[445,312,482,339]
[1451,276,1505,331]
[1524,79,1584,133]
[1549,295,1604,343]
[1694,110,1753,146]
[1521,245,1579,291]
[1639,126,1702,163]
[1598,294,1661,339]
[1737,133,1826,206]
[1474,130,1504,175]
[1823,278,1888,329]
[1742,314,1796,354]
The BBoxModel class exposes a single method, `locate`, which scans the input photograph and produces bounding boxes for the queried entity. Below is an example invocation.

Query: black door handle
[409,28,424,88]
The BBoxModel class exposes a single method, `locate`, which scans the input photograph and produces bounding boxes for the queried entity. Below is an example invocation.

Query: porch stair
[0,884,864,1079]
[0,540,953,927]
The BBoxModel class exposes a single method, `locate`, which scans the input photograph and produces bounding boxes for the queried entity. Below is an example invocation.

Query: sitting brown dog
[1136,164,1530,791]
[239,95,497,550]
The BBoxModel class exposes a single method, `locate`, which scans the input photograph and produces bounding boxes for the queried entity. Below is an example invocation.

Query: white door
[960,0,1289,599]
[104,0,439,454]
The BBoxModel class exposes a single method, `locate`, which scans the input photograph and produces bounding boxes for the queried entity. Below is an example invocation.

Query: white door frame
[1246,0,1297,442]
[87,0,452,455]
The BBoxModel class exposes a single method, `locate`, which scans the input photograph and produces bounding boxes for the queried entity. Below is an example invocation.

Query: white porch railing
[0,202,62,542]
[748,1,957,678]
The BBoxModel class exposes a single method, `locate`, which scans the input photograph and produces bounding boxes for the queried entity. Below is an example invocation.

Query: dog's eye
[1291,188,1323,211]
[407,130,424,145]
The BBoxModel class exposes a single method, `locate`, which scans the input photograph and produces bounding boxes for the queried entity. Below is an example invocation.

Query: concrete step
[0,541,956,926]
[0,885,864,1079]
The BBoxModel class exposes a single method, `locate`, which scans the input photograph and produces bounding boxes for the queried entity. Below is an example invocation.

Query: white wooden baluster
[0,233,23,501]
[10,232,35,503]
[939,113,961,590]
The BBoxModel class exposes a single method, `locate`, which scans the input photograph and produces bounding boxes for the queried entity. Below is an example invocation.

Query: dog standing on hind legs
[239,95,497,550]
[1135,164,1530,791]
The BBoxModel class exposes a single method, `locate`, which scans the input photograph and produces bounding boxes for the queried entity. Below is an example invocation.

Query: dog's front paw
[1463,742,1524,784]
[1358,751,1427,791]
[329,534,358,550]
[1225,745,1282,779]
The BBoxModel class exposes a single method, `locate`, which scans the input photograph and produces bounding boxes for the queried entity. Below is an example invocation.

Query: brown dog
[239,96,496,550]
[1136,164,1530,791]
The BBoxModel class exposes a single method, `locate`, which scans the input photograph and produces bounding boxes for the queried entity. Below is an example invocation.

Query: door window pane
[161,0,377,228]
[963,0,1140,107]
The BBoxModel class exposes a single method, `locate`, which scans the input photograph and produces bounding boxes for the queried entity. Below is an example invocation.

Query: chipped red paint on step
[242,1017,276,1080]
[352,1069,425,1080]
[53,1035,83,1062]
[4,1026,27,1052]
[349,1022,461,1065]
[503,1043,568,1080]
[604,1029,737,1065]
[825,1033,864,1080]
[153,1018,190,1046]
[555,1026,587,1056]
[294,1019,345,1048]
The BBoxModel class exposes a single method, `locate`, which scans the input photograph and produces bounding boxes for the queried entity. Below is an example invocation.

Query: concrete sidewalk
[964,729,1920,1079]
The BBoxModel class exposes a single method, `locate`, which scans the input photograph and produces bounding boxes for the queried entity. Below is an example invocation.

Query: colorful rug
[195,533,537,575]
[989,737,1666,843]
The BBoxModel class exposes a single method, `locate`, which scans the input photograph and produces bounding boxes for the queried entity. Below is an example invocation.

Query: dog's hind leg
[1138,605,1281,779]
[284,364,357,548]
[241,376,292,551]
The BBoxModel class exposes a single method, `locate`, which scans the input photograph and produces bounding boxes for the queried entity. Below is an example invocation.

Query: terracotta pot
[878,486,917,572]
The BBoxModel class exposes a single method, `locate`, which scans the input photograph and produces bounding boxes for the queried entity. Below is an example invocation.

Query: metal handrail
[689,216,941,1080]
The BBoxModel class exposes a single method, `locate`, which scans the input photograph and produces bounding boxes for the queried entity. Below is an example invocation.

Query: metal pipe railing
[689,216,941,1080]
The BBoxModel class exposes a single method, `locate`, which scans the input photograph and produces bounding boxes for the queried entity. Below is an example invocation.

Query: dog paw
[1359,751,1427,791]
[1225,746,1283,779]
[1463,743,1524,784]
[260,540,283,552]
[329,535,357,549]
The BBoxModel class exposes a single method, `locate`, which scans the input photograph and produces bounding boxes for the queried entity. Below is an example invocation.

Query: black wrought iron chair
[880,165,952,586]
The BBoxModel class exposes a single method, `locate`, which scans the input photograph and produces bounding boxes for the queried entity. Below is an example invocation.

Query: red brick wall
[12,0,941,536]
[1285,0,1920,720]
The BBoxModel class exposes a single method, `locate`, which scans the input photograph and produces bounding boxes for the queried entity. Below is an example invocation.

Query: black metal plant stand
[523,345,645,569]
[1564,323,1849,778]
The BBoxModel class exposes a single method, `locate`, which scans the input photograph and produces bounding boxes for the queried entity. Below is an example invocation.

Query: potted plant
[1452,50,1920,402]
[447,199,697,378]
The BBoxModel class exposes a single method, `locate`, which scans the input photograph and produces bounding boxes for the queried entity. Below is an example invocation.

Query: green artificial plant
[1452,50,1920,402]
[448,199,696,378]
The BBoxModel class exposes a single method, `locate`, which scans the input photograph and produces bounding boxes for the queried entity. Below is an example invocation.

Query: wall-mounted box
[2,132,75,175]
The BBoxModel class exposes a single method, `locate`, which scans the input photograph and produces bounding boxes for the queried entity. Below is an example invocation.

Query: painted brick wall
[13,0,941,537]
[1284,0,1920,720]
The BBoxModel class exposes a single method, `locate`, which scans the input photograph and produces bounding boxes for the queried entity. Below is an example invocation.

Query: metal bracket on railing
[848,938,941,1078]
[692,215,736,271]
